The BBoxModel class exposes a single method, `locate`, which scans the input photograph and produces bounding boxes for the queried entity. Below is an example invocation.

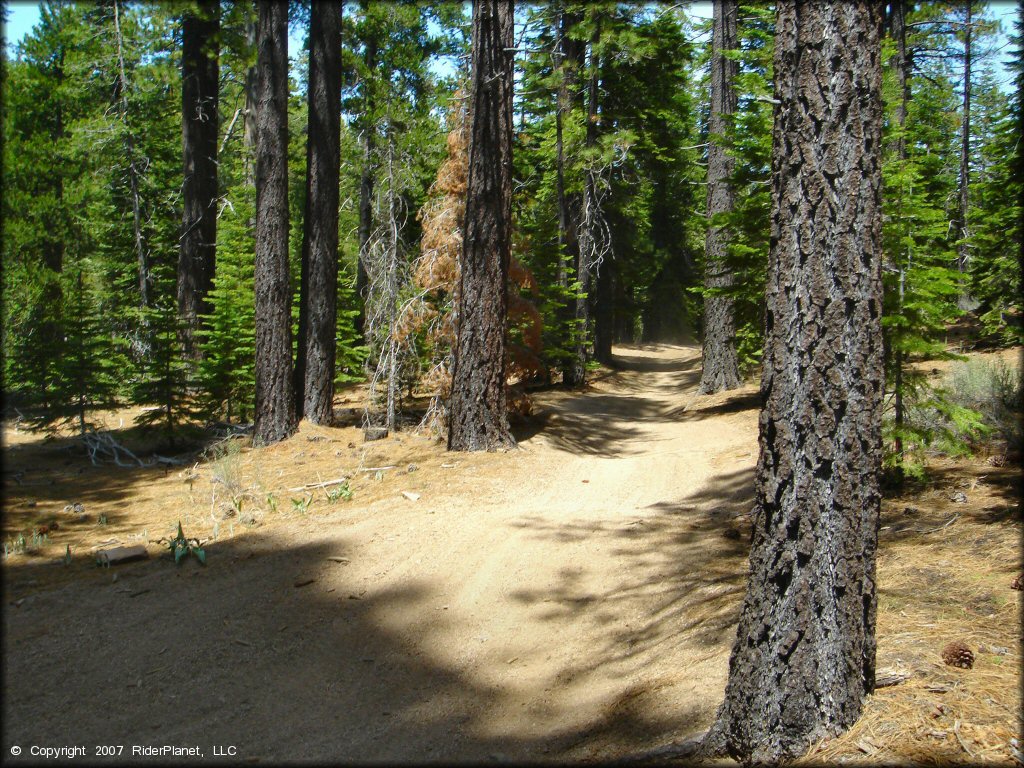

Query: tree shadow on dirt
[499,466,755,757]
[669,389,762,421]
[514,350,704,457]
[522,396,674,457]
[508,464,754,634]
[602,360,703,398]
[2,528,710,763]
[3,442,181,538]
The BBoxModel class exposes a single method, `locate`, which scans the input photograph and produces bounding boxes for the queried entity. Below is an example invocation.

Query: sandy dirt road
[4,344,762,763]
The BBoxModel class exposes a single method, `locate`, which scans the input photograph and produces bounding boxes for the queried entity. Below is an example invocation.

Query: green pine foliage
[968,64,1022,340]
[876,3,1016,480]
[196,193,257,425]
[516,2,703,371]
[335,269,368,385]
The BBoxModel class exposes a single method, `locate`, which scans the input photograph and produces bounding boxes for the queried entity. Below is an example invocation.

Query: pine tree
[252,0,296,445]
[967,63,1022,340]
[196,192,257,424]
[448,0,516,451]
[698,0,742,394]
[708,3,885,761]
[295,0,342,424]
[177,0,220,360]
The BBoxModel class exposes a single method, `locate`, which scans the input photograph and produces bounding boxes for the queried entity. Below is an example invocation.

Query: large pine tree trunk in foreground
[177,0,220,360]
[253,1,296,446]
[698,0,741,395]
[708,2,885,762]
[295,2,342,424]
[448,0,516,452]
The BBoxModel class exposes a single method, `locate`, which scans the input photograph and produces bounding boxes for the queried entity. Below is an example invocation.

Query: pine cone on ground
[1011,574,1023,591]
[941,641,975,669]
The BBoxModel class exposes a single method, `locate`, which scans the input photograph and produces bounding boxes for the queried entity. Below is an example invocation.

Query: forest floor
[2,343,1021,765]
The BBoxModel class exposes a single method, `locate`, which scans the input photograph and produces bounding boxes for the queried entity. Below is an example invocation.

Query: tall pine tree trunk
[253,1,295,445]
[707,3,885,762]
[113,0,150,310]
[295,2,342,424]
[593,253,613,364]
[568,15,601,386]
[956,1,973,304]
[177,0,220,361]
[698,0,741,394]
[448,0,515,452]
[243,13,258,186]
[354,16,377,339]
[555,7,584,385]
[890,0,911,466]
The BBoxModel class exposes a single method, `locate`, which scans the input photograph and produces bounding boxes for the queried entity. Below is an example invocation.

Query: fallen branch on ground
[287,477,350,492]
[953,719,975,758]
[916,514,960,534]
[875,670,910,688]
[82,429,144,467]
[80,429,184,469]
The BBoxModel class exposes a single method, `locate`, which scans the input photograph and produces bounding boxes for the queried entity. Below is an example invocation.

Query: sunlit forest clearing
[3,0,1022,764]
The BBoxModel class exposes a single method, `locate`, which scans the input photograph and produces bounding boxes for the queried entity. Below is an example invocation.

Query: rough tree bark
[698,0,741,394]
[447,0,516,452]
[177,0,220,360]
[253,1,296,446]
[295,1,342,424]
[706,2,885,762]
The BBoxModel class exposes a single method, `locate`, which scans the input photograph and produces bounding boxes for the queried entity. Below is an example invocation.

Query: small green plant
[4,530,48,558]
[162,522,206,565]
[291,494,312,514]
[325,481,353,503]
[266,492,278,513]
[63,545,72,566]
[3,533,27,558]
[97,513,108,526]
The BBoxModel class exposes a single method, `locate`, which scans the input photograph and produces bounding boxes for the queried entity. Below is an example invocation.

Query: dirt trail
[4,344,763,762]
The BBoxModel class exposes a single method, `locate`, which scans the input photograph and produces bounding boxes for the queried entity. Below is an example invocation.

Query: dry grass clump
[798,462,1022,766]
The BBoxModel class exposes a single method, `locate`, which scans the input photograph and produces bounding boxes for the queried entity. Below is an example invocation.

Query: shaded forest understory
[3,344,1020,764]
